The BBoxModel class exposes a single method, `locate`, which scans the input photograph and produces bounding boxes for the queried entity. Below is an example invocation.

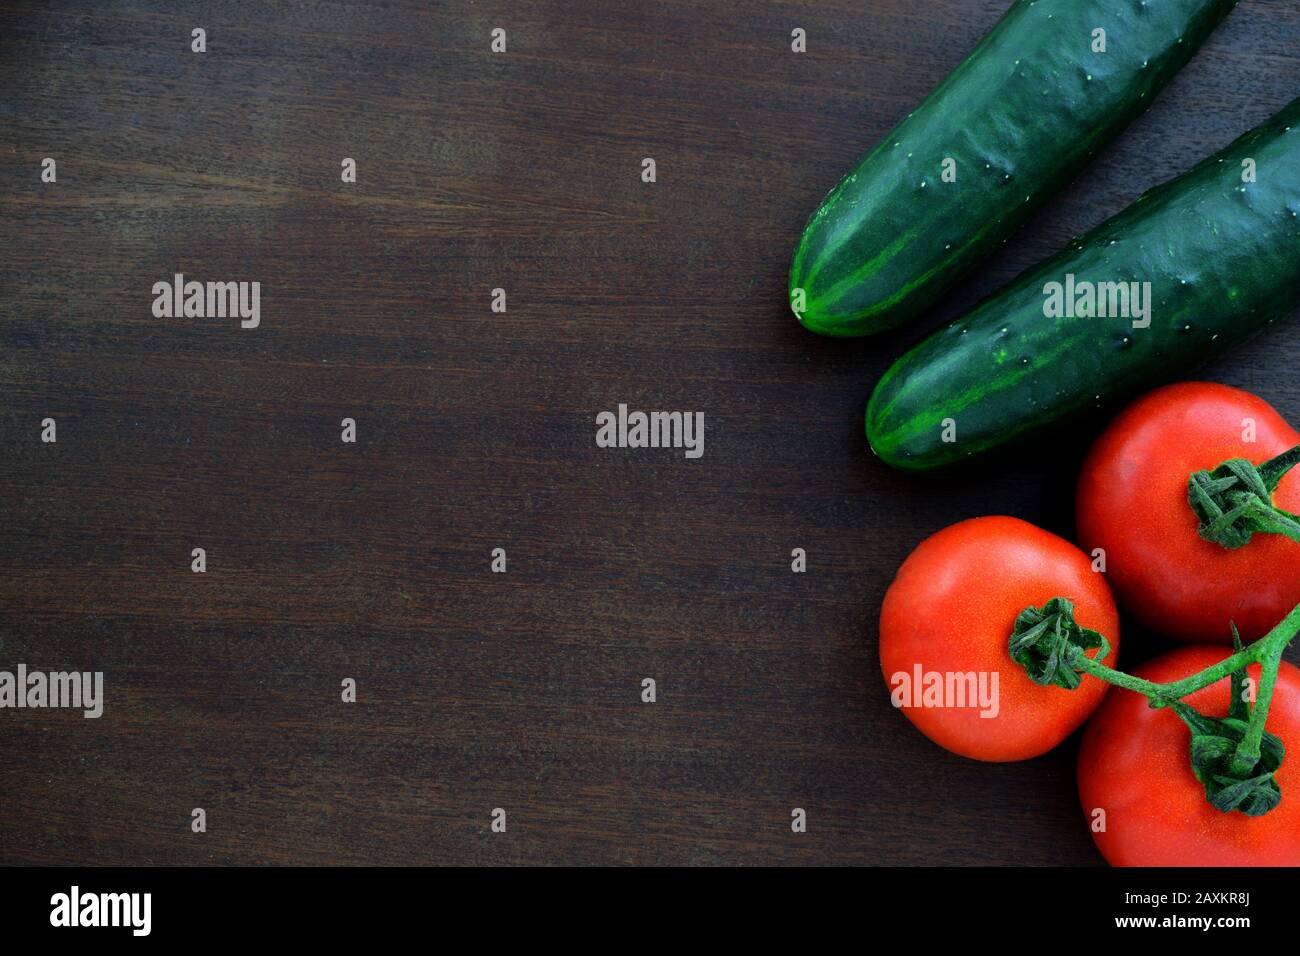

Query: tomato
[1077,382,1300,642]
[880,516,1120,761]
[1079,645,1300,867]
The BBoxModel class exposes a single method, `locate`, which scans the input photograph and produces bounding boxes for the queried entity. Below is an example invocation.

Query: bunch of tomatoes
[880,382,1300,866]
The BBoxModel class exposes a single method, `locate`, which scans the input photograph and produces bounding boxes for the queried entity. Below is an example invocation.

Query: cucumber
[866,97,1300,471]
[789,0,1239,337]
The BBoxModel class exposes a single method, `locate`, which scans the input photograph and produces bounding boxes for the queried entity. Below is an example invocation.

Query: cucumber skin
[789,0,1239,338]
[866,98,1300,471]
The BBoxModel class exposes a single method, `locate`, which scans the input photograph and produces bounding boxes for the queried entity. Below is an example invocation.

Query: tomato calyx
[1010,601,1300,817]
[1169,628,1284,816]
[1188,443,1300,549]
[1009,597,1110,690]
[1169,704,1283,815]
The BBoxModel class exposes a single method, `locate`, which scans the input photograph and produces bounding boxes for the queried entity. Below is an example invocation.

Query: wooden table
[3,0,1298,866]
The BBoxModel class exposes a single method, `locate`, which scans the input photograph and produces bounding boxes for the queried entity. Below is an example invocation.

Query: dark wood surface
[3,0,1299,866]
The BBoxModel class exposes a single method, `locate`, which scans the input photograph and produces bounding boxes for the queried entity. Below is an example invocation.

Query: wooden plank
[2,0,1298,865]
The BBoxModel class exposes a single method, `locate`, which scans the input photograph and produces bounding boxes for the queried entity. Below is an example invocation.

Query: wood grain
[2,0,1299,865]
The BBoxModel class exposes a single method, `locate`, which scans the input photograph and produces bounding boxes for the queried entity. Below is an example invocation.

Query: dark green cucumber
[866,97,1300,471]
[789,0,1239,337]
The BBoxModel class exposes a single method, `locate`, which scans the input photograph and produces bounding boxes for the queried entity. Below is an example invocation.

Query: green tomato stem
[1009,586,1300,817]
[1042,601,1300,815]
[1068,600,1300,706]
[1260,444,1300,489]
[1238,646,1283,767]
[1069,654,1173,702]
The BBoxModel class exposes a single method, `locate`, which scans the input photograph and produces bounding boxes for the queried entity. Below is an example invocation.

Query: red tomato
[1077,382,1300,642]
[1079,645,1300,867]
[880,516,1120,761]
